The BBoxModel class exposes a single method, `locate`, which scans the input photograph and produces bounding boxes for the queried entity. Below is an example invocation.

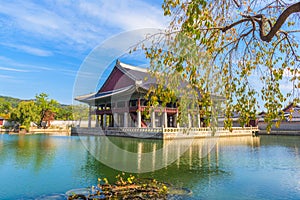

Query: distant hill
[0,95,68,108]
[0,95,26,108]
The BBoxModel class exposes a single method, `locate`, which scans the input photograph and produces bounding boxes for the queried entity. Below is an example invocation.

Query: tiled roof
[75,60,203,104]
[75,61,153,103]
[117,61,157,87]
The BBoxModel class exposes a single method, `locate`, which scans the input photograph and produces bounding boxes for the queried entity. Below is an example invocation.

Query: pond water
[0,134,299,199]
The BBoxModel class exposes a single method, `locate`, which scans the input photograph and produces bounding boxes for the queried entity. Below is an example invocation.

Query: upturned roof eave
[74,92,97,101]
[75,85,140,105]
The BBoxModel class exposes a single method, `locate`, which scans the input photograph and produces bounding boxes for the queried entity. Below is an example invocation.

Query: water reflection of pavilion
[82,136,260,173]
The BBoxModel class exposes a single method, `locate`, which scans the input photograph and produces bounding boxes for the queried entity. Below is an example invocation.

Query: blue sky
[0,0,167,104]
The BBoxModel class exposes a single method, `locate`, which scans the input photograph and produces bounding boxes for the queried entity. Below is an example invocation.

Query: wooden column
[137,98,141,108]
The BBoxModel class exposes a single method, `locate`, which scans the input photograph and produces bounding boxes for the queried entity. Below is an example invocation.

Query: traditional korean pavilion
[74,60,259,138]
[75,60,202,129]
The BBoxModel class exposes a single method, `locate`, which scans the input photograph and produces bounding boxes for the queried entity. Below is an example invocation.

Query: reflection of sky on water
[0,134,299,199]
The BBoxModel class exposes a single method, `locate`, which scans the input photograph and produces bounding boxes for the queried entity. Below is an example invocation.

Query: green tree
[141,0,300,130]
[55,105,74,120]
[10,101,39,130]
[0,98,12,118]
[72,104,89,126]
[35,93,59,128]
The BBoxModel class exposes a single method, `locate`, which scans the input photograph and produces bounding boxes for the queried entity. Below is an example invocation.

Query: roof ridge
[119,62,148,73]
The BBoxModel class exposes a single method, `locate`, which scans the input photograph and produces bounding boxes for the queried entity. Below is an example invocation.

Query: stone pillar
[95,105,99,127]
[151,110,156,128]
[103,114,107,128]
[96,115,100,127]
[188,113,192,128]
[88,105,91,128]
[176,112,180,128]
[163,110,168,128]
[109,115,112,127]
[197,114,201,128]
[100,114,103,128]
[128,113,132,127]
[137,110,141,128]
[113,113,118,127]
[124,112,128,127]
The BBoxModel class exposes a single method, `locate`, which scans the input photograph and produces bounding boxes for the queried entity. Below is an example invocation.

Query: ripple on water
[35,193,66,200]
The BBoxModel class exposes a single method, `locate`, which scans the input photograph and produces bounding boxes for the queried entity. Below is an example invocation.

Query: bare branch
[221,18,252,32]
[285,34,300,62]
[222,2,300,42]
[232,0,241,8]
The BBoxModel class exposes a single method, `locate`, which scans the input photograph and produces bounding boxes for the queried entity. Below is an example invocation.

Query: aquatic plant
[67,173,170,199]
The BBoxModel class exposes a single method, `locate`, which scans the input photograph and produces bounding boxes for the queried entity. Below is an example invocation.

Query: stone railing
[105,126,259,134]
[72,126,259,138]
[231,126,259,131]
[163,127,210,133]
[163,126,259,134]
[108,127,163,133]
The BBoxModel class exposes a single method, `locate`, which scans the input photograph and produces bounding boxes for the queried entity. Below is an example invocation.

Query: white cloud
[78,0,167,30]
[0,66,29,72]
[0,55,79,76]
[283,67,300,78]
[0,56,48,72]
[1,43,53,57]
[17,45,53,57]
[279,83,293,91]
[0,0,168,103]
[0,74,14,79]
[0,0,168,52]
